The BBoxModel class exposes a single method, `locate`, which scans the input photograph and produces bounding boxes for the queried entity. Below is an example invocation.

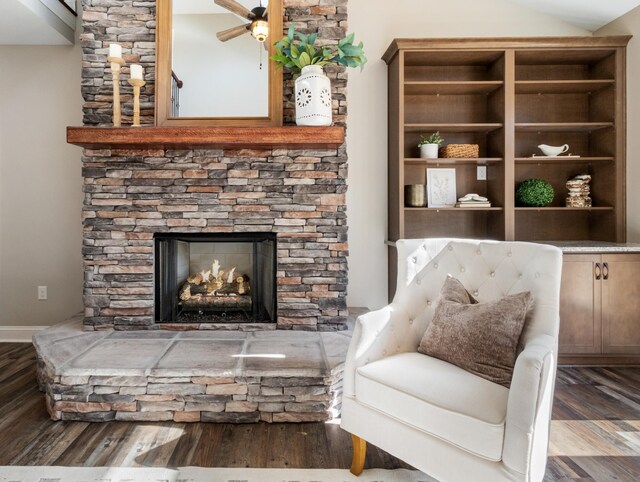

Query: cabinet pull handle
[603,262,609,280]
[595,262,601,280]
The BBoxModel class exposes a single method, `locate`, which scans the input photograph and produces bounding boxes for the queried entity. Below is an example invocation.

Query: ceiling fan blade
[214,0,254,20]
[216,23,250,41]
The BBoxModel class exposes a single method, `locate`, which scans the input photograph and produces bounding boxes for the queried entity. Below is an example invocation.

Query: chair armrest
[343,305,408,397]
[503,334,557,479]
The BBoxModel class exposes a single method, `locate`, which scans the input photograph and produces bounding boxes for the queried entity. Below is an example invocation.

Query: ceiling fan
[215,0,269,43]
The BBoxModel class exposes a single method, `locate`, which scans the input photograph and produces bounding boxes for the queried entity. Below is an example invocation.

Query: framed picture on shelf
[426,168,457,208]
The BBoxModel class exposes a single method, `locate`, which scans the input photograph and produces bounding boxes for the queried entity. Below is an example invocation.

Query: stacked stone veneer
[39,363,343,423]
[79,0,349,331]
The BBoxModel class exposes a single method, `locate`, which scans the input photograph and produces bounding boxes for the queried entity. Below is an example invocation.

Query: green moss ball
[516,179,554,207]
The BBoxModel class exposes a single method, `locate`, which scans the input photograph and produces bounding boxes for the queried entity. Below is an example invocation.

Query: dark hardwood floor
[1,343,639,481]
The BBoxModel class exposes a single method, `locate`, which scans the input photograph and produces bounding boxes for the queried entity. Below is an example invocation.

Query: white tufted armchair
[341,238,563,482]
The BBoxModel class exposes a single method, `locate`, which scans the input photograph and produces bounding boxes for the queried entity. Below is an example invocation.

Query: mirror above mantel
[156,0,283,126]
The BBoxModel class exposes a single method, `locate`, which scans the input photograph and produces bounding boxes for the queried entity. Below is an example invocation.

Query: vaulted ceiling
[509,0,640,31]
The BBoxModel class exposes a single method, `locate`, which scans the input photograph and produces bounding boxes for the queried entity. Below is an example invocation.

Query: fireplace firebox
[155,233,277,323]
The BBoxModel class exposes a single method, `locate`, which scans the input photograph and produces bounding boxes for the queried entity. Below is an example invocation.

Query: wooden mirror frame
[155,0,283,126]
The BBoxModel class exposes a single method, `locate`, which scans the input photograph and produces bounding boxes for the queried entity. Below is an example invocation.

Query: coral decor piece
[566,174,592,208]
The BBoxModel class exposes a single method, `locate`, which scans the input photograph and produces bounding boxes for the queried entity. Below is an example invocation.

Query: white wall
[346,0,590,310]
[0,43,83,327]
[173,14,269,118]
[596,6,640,240]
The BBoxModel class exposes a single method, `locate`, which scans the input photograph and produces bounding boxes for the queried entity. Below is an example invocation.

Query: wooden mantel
[67,126,345,150]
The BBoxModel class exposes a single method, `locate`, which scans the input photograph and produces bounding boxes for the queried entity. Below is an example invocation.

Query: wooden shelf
[404,81,503,95]
[515,207,614,211]
[405,123,503,133]
[515,122,613,132]
[515,157,614,163]
[66,126,345,149]
[515,48,619,65]
[515,80,614,94]
[405,157,502,165]
[405,207,503,211]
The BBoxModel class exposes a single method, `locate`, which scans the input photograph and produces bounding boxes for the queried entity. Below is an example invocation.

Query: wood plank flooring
[1,343,638,481]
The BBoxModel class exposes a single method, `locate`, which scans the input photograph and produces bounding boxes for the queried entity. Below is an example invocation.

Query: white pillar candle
[108,43,122,59]
[130,64,143,80]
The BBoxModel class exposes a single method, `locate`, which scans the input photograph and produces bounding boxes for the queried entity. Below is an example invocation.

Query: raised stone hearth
[34,315,351,423]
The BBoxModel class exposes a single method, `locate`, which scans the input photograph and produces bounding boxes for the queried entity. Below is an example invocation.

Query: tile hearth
[34,315,352,423]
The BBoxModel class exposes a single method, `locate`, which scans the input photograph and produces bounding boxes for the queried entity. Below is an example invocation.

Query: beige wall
[597,7,640,241]
[0,43,83,327]
[346,0,590,309]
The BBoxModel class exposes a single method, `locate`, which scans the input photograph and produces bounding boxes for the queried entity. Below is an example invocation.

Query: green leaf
[339,32,355,47]
[299,52,311,67]
[272,26,367,74]
[340,44,362,57]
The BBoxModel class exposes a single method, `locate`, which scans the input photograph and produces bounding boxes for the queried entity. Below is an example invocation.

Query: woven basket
[440,144,480,158]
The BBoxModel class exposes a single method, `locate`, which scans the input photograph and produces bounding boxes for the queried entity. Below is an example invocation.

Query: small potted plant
[419,132,444,159]
[272,25,367,126]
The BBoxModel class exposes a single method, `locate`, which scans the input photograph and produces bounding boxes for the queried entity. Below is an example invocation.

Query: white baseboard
[0,326,49,343]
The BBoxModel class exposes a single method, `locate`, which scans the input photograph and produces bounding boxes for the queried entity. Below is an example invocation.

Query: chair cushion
[418,276,531,387]
[355,352,509,461]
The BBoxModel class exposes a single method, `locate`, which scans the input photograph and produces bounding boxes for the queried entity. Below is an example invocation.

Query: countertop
[544,242,640,253]
[385,239,640,253]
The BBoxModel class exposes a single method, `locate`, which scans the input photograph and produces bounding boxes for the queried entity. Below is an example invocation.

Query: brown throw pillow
[418,276,532,388]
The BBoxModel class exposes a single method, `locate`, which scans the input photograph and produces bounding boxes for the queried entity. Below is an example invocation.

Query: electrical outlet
[477,165,487,181]
[38,286,48,301]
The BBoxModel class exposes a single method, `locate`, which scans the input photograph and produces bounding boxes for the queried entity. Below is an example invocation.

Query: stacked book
[456,193,491,208]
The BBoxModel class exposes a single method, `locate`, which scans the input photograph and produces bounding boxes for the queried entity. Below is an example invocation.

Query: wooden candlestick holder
[107,56,126,127]
[127,78,146,127]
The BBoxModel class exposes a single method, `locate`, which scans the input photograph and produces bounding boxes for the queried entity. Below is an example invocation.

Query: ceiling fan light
[251,19,269,42]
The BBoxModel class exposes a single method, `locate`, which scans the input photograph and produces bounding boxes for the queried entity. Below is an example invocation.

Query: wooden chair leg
[350,434,367,476]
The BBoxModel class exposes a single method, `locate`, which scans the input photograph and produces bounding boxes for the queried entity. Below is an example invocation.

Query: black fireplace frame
[154,232,277,323]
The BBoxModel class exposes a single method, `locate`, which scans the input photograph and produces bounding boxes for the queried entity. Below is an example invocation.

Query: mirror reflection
[171,0,270,118]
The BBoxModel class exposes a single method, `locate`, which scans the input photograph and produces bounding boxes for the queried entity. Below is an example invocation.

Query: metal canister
[405,184,426,207]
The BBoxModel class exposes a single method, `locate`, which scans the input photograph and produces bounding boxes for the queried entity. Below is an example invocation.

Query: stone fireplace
[82,147,348,331]
[79,0,349,332]
[35,0,352,424]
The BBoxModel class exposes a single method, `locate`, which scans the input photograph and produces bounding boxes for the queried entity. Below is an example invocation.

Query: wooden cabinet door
[559,254,602,354]
[602,254,640,354]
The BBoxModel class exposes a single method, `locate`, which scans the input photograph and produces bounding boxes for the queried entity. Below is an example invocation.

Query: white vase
[420,144,439,159]
[295,65,332,126]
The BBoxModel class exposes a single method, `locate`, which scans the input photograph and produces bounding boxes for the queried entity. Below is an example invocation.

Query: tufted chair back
[394,238,563,353]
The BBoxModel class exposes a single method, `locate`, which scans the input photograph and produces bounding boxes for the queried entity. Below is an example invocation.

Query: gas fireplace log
[180,275,250,298]
[181,294,252,312]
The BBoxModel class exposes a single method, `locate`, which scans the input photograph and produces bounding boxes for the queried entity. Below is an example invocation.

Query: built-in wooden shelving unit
[384,36,630,298]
